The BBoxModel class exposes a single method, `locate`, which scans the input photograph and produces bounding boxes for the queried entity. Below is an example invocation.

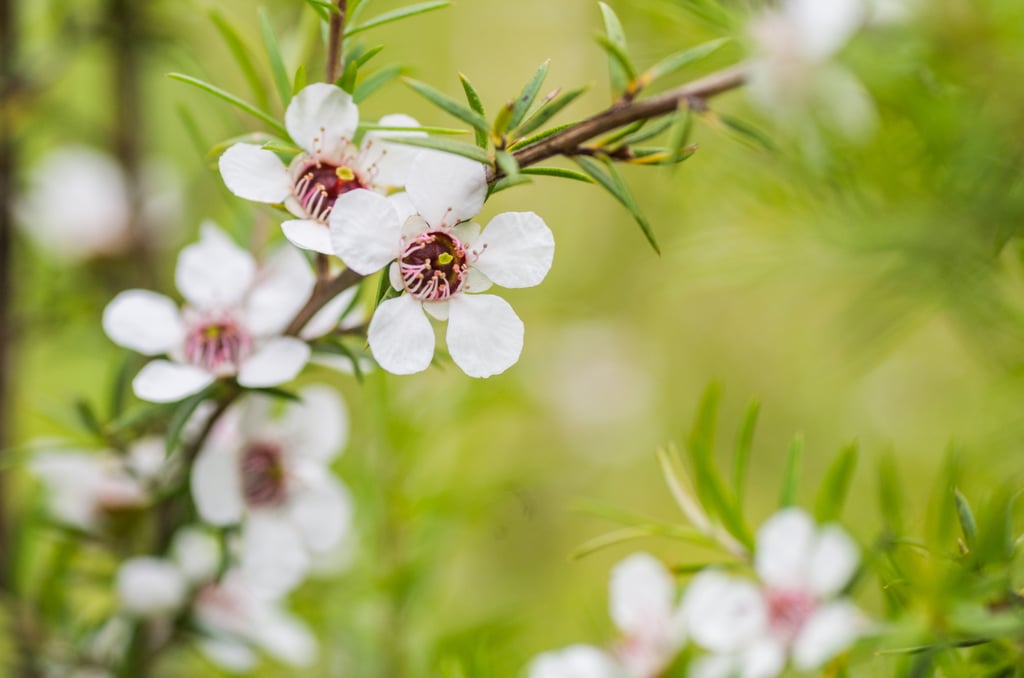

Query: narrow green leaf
[74,399,103,439]
[598,2,631,97]
[293,64,307,93]
[779,434,804,507]
[488,174,532,196]
[353,65,402,104]
[357,123,467,135]
[108,354,138,420]
[339,52,360,92]
[667,107,694,166]
[346,1,451,36]
[492,102,515,140]
[640,38,730,88]
[494,150,520,180]
[508,60,550,131]
[176,105,207,159]
[878,450,904,532]
[349,0,376,24]
[259,9,292,107]
[508,121,577,151]
[356,45,384,67]
[717,114,775,152]
[404,78,490,137]
[458,72,488,148]
[515,85,587,136]
[521,166,593,183]
[304,0,337,20]
[596,34,637,85]
[732,400,760,510]
[168,73,288,137]
[954,488,977,548]
[387,136,492,165]
[814,443,858,522]
[248,387,303,403]
[573,155,660,254]
[209,10,269,110]
[572,524,714,560]
[165,387,214,456]
[261,139,303,154]
[611,116,675,147]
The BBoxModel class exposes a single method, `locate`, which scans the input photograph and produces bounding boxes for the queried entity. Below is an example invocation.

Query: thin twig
[285,267,364,336]
[325,0,347,84]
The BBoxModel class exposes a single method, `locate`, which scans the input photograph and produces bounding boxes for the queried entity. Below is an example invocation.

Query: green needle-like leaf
[732,400,760,510]
[165,386,216,457]
[353,65,402,104]
[814,443,858,522]
[640,38,730,89]
[404,78,490,137]
[293,64,307,92]
[458,72,488,148]
[346,1,451,36]
[514,85,587,137]
[304,0,338,20]
[508,60,550,132]
[573,155,660,254]
[168,74,288,137]
[779,434,804,508]
[954,488,978,548]
[598,2,631,97]
[521,166,593,183]
[259,9,292,107]
[387,136,492,165]
[210,11,269,110]
[494,150,520,180]
[507,121,577,151]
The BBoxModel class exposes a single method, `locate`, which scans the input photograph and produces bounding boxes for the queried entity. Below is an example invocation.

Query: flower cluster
[529,508,866,678]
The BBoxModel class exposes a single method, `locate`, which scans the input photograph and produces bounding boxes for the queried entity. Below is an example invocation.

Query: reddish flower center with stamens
[239,442,288,507]
[766,588,817,641]
[398,231,469,301]
[293,161,364,222]
[184,318,251,375]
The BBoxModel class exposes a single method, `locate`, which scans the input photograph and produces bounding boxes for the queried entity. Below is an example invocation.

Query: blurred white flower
[30,438,167,532]
[103,224,347,402]
[330,151,555,378]
[191,385,352,596]
[193,569,317,672]
[685,508,865,677]
[528,645,624,678]
[116,557,188,618]
[16,146,182,262]
[747,0,876,142]
[219,83,424,254]
[170,525,222,585]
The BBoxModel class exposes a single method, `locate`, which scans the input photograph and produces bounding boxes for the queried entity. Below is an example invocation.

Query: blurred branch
[326,0,347,83]
[285,267,364,336]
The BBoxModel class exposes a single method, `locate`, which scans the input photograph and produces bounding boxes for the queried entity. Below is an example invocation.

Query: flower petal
[528,645,623,678]
[684,570,767,654]
[446,294,523,378]
[754,507,816,590]
[609,552,676,638]
[422,300,449,321]
[329,189,402,274]
[406,151,487,229]
[103,290,184,355]
[792,601,863,670]
[473,212,555,288]
[218,143,292,204]
[250,606,318,667]
[740,637,787,678]
[808,525,859,597]
[116,557,187,618]
[133,360,215,403]
[237,337,311,388]
[198,638,257,673]
[281,385,348,461]
[367,295,435,375]
[191,445,245,526]
[289,475,352,553]
[362,113,426,188]
[176,223,256,309]
[690,654,740,678]
[787,0,864,60]
[240,512,310,598]
[245,245,316,336]
[281,219,335,254]
[285,83,358,159]
[171,526,222,585]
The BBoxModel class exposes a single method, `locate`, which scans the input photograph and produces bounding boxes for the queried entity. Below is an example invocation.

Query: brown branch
[285,267,364,336]
[325,0,347,84]
[504,64,747,177]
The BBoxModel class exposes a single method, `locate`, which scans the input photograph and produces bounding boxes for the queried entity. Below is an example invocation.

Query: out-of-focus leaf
[640,38,729,89]
[779,434,803,507]
[494,150,519,180]
[209,11,269,110]
[108,354,138,420]
[259,9,292,107]
[520,166,593,183]
[611,116,675,147]
[508,60,550,132]
[387,136,492,165]
[878,450,904,532]
[515,86,587,137]
[247,387,303,403]
[304,0,338,20]
[168,74,288,137]
[293,64,307,92]
[339,52,360,92]
[814,443,858,522]
[404,78,490,137]
[206,132,289,160]
[596,35,637,91]
[458,72,488,148]
[507,121,576,151]
[353,65,402,104]
[261,139,303,154]
[732,400,760,510]
[954,488,977,549]
[176,105,207,159]
[314,339,366,383]
[165,386,215,456]
[598,2,631,97]
[349,0,375,23]
[674,0,736,29]
[716,113,775,152]
[346,1,451,36]
[73,399,103,439]
[666,107,694,166]
[572,524,716,560]
[573,155,660,254]
[356,45,384,67]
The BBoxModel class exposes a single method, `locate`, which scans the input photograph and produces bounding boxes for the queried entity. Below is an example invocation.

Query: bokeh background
[6,0,1024,674]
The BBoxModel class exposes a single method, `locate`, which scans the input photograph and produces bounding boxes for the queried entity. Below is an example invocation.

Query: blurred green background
[8,0,1024,674]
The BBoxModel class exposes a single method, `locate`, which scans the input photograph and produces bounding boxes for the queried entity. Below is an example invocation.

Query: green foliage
[573,155,660,254]
[167,73,288,137]
[345,1,451,37]
[259,9,292,107]
[404,78,490,138]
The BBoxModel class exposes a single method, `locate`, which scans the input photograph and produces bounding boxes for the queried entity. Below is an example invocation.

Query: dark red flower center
[293,161,365,222]
[239,442,288,507]
[766,588,817,641]
[398,231,469,301]
[184,319,251,374]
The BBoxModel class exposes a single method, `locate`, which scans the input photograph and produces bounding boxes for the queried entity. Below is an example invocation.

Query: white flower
[193,569,317,672]
[116,557,189,618]
[747,0,876,141]
[102,223,345,403]
[16,146,183,262]
[684,508,865,678]
[528,645,624,678]
[218,83,424,254]
[190,385,352,596]
[30,438,167,532]
[330,151,555,378]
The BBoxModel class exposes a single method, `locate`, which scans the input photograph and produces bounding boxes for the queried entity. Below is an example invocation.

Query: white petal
[406,151,487,228]
[133,360,215,403]
[116,557,187,618]
[473,212,555,288]
[787,0,864,60]
[464,267,492,294]
[198,638,257,673]
[218,143,292,204]
[329,189,402,274]
[684,570,767,654]
[422,300,449,321]
[528,645,623,678]
[755,507,816,590]
[237,337,311,388]
[289,475,352,553]
[251,606,318,667]
[126,436,166,481]
[690,654,741,678]
[446,294,523,378]
[608,552,676,638]
[281,219,335,254]
[176,224,256,309]
[170,526,222,585]
[808,525,859,597]
[300,287,357,340]
[245,246,316,336]
[367,295,434,375]
[792,601,863,670]
[285,83,359,159]
[452,220,481,245]
[103,290,184,355]
[813,64,877,141]
[362,113,426,187]
[240,512,310,597]
[191,445,245,525]
[389,192,418,224]
[282,385,348,462]
[740,637,787,678]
